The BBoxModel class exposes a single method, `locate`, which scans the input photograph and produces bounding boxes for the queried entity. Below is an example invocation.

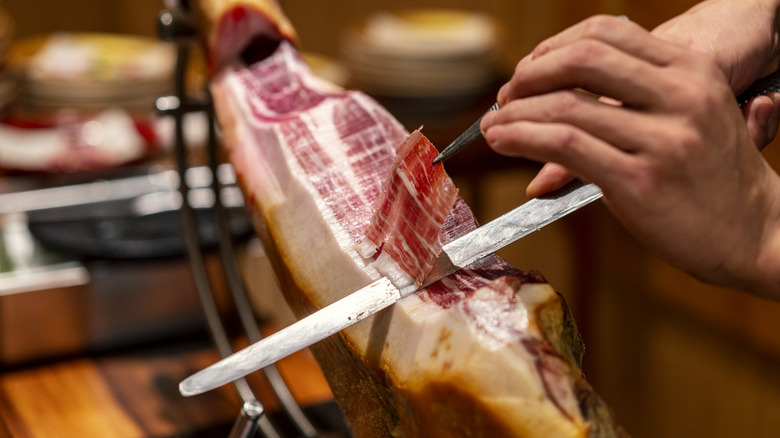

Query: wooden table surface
[0,334,340,438]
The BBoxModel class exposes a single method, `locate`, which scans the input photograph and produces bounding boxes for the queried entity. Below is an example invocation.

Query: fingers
[500,40,665,109]
[482,118,630,190]
[483,91,653,153]
[532,15,676,66]
[498,15,689,107]
[526,163,574,199]
[743,93,780,150]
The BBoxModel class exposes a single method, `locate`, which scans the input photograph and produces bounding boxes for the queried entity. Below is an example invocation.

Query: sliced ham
[195,1,625,436]
[355,128,458,293]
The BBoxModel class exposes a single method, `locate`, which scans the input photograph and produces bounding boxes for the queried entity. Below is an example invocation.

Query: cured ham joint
[191,0,627,435]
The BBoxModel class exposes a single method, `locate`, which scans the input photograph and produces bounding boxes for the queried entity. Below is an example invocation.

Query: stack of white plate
[7,33,175,111]
[0,8,15,113]
[341,9,501,99]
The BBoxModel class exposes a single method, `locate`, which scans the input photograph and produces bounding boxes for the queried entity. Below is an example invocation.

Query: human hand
[525,93,780,198]
[480,15,780,297]
[524,0,780,198]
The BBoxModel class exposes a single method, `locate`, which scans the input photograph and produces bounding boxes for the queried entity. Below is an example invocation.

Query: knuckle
[563,39,607,73]
[665,75,711,115]
[622,157,666,201]
[656,121,701,165]
[530,40,552,59]
[549,125,582,156]
[544,91,584,121]
[673,125,703,156]
[581,15,618,37]
[670,79,701,109]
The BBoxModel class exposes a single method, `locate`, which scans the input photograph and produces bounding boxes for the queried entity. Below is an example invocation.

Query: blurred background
[2,0,780,437]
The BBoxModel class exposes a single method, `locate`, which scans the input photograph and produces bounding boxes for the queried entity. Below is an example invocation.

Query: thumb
[744,93,780,149]
[526,162,576,198]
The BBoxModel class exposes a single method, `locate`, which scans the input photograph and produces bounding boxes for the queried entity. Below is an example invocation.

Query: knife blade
[179,179,602,396]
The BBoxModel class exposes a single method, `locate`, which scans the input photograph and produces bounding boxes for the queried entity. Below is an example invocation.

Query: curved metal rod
[168,42,257,404]
[161,7,329,437]
[204,94,319,438]
[161,15,274,438]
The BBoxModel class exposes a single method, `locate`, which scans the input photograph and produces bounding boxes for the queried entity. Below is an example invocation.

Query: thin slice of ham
[355,129,458,294]
[210,40,625,437]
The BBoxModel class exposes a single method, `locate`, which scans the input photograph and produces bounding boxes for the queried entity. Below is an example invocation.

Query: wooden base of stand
[0,333,341,438]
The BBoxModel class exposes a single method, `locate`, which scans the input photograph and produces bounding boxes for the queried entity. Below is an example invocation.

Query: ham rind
[210,40,625,437]
[355,129,458,293]
[191,0,297,71]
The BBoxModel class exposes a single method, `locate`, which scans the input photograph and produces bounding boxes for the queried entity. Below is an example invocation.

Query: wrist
[746,169,780,300]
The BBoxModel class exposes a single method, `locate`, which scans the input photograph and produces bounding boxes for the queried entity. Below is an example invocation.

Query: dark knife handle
[737,69,780,109]
[736,69,780,152]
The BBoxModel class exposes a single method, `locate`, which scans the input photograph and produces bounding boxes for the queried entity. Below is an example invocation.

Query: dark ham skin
[194,1,627,436]
[191,0,297,71]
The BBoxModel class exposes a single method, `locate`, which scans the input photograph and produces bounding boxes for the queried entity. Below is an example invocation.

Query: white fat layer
[375,283,585,437]
[272,94,397,282]
[217,71,377,308]
[354,238,380,259]
[220,74,287,207]
[372,250,415,291]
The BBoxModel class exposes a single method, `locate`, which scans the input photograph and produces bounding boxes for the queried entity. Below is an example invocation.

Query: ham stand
[157,5,337,438]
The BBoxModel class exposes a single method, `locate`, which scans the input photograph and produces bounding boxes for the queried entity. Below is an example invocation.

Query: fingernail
[484,125,500,145]
[756,101,773,128]
[497,85,508,106]
[481,111,495,132]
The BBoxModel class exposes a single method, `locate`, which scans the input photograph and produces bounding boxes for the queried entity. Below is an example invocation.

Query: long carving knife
[179,180,602,396]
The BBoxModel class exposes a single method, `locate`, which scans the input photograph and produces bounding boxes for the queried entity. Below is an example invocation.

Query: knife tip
[179,379,200,397]
[179,372,218,397]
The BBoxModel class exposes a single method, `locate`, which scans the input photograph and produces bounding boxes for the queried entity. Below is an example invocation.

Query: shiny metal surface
[432,101,499,164]
[179,277,401,396]
[159,6,323,437]
[0,163,237,216]
[424,180,602,283]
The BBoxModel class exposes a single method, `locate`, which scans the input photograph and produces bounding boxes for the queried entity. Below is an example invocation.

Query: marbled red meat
[355,129,458,292]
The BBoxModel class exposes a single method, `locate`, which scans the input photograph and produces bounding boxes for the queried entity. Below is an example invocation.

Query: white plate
[341,9,501,97]
[7,33,174,109]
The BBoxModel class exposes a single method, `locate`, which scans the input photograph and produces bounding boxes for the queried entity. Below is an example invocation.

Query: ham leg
[193,1,626,436]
